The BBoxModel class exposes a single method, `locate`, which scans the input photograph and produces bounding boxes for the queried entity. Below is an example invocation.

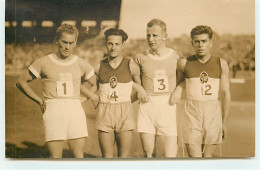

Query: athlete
[94,28,147,158]
[16,24,98,158]
[134,19,180,158]
[175,25,231,157]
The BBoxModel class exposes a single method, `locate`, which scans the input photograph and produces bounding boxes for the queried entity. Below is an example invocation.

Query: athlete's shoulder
[133,53,146,65]
[186,54,197,62]
[30,54,51,66]
[177,58,187,72]
[220,58,229,74]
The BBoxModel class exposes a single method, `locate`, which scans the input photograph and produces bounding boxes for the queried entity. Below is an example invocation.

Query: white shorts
[96,101,135,133]
[137,95,177,136]
[43,99,88,141]
[182,100,222,144]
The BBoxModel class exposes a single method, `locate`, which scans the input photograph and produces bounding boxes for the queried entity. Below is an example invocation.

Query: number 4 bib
[153,70,169,93]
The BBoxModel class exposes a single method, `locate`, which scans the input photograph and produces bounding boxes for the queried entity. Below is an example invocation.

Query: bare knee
[186,144,202,157]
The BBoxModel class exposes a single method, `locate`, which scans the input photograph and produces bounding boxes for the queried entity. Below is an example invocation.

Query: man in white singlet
[134,19,181,158]
[174,25,231,157]
[16,24,98,158]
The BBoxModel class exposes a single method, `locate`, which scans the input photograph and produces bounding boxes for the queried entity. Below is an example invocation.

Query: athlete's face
[106,35,124,58]
[57,33,77,59]
[192,33,212,57]
[147,25,166,51]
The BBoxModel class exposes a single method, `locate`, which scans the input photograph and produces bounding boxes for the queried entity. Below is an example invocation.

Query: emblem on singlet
[109,76,118,88]
[200,71,209,83]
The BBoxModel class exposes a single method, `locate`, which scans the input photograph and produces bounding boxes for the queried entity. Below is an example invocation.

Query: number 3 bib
[153,69,169,93]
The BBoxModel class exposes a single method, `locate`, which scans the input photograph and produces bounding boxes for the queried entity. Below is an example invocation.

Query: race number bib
[108,90,119,101]
[57,81,74,97]
[153,70,169,93]
[201,83,212,96]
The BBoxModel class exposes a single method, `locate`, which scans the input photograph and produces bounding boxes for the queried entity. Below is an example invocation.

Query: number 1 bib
[56,73,74,97]
[57,81,74,97]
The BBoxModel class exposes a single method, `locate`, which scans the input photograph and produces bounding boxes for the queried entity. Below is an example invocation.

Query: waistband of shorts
[45,98,81,103]
[98,100,131,105]
[185,99,220,102]
[147,92,172,96]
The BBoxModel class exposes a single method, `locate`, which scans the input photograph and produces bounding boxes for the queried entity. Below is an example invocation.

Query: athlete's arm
[80,62,99,101]
[220,58,231,140]
[169,58,186,105]
[16,70,45,112]
[81,74,99,101]
[129,60,149,103]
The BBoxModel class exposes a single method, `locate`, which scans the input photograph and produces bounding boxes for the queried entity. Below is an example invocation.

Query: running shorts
[95,101,135,133]
[43,99,88,141]
[137,95,177,136]
[182,100,222,144]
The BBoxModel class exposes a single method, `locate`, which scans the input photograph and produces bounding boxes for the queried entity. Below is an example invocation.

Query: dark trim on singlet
[184,55,221,79]
[98,58,132,84]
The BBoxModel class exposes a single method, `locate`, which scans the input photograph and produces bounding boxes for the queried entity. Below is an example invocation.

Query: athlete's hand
[39,100,46,113]
[89,93,99,102]
[138,89,149,103]
[222,123,227,140]
[169,86,182,105]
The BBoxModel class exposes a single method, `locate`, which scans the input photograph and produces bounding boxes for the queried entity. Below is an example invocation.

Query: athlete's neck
[196,54,211,63]
[150,46,170,56]
[55,52,73,62]
[108,55,123,69]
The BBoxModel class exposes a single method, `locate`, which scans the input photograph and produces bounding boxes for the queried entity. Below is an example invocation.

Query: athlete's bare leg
[185,143,203,157]
[156,135,178,157]
[47,140,64,158]
[203,144,218,157]
[140,133,155,158]
[68,137,86,158]
[98,130,115,158]
[115,130,133,158]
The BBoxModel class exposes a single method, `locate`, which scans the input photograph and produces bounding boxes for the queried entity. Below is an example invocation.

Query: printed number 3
[158,79,166,90]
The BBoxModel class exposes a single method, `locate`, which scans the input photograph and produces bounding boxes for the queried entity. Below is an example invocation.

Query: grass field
[5,71,255,158]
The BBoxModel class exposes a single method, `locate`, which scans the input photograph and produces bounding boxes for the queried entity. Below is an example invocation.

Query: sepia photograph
[4,0,255,159]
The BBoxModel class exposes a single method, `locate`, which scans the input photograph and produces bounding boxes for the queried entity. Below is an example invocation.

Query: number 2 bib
[153,69,169,93]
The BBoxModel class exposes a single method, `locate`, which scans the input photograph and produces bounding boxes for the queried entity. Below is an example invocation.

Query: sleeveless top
[134,49,179,95]
[184,55,221,101]
[98,58,133,103]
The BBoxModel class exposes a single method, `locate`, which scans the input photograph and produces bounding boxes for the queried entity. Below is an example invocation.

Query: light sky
[120,0,255,38]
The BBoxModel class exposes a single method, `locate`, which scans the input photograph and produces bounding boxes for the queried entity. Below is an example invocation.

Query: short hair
[56,24,79,41]
[104,28,128,42]
[147,19,167,33]
[190,25,213,39]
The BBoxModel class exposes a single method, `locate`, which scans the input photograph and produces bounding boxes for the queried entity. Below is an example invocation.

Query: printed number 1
[62,83,66,95]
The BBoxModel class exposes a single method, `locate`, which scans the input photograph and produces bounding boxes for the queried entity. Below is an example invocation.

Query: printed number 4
[158,79,166,90]
[110,91,118,101]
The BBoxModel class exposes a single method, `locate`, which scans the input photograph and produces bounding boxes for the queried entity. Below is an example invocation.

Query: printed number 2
[158,79,166,90]
[204,85,212,95]
[62,83,66,95]
[110,91,118,101]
